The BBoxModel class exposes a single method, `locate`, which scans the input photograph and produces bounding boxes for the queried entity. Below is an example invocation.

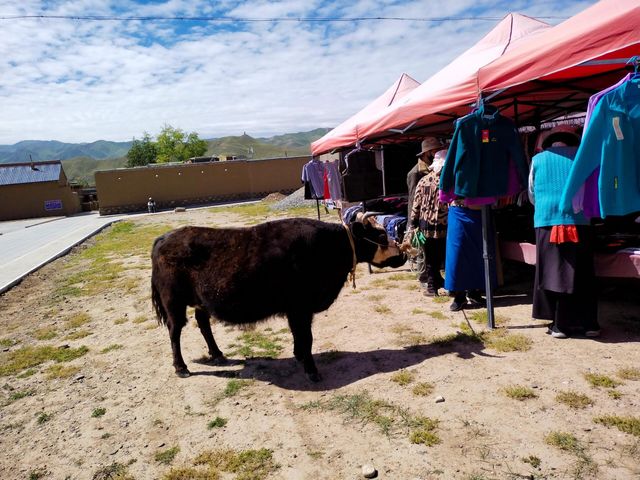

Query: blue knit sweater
[529,147,589,228]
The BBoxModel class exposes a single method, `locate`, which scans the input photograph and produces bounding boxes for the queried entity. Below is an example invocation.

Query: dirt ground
[0,205,639,480]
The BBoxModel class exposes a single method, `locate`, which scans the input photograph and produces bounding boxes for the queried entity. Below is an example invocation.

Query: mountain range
[0,128,331,185]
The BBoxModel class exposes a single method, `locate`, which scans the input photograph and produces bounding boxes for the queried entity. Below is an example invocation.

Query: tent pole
[381,147,387,196]
[482,204,496,329]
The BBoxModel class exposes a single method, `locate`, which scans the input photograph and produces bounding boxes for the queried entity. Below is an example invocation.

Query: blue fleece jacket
[560,80,640,217]
[439,105,528,198]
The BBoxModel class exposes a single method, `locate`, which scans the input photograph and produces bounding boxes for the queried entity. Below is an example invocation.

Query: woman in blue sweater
[528,128,600,338]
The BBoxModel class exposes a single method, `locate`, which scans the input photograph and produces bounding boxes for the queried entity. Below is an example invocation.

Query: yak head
[350,214,406,269]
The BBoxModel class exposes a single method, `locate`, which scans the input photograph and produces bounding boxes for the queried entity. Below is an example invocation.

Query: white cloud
[0,0,598,144]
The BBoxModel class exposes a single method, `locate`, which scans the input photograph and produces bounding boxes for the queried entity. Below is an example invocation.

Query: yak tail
[151,279,168,327]
[151,234,168,327]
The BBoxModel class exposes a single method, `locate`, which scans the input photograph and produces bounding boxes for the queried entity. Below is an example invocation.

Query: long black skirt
[532,226,598,333]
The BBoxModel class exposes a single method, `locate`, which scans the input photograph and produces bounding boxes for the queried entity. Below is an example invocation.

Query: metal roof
[0,162,62,186]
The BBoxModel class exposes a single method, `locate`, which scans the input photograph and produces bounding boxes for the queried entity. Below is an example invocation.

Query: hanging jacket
[560,80,640,218]
[301,160,325,199]
[439,104,528,200]
[571,73,632,218]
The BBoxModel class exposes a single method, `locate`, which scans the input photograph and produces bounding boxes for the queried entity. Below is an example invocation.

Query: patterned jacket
[410,168,448,238]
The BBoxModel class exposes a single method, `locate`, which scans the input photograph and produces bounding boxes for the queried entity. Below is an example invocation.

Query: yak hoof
[211,355,228,366]
[307,371,322,383]
[175,369,191,378]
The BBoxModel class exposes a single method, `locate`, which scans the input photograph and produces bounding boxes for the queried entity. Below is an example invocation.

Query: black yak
[151,217,406,381]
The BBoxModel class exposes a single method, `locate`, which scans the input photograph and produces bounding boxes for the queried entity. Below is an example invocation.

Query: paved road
[0,199,263,295]
[0,212,129,294]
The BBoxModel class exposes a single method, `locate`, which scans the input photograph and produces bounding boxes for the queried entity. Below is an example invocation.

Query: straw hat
[416,137,444,156]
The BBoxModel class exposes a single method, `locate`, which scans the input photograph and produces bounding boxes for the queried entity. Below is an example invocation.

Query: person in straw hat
[406,137,445,292]
[409,147,449,296]
[407,137,444,218]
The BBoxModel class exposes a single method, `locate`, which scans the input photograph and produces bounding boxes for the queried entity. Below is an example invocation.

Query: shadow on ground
[191,339,498,391]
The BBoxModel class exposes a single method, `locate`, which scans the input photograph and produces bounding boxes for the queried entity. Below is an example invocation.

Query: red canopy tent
[478,0,640,95]
[360,0,640,144]
[351,13,550,144]
[311,73,420,155]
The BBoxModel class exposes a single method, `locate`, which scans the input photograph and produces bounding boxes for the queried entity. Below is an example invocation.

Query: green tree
[155,125,207,163]
[126,132,157,167]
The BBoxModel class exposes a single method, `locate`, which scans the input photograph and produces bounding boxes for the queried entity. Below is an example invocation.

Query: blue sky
[0,0,597,144]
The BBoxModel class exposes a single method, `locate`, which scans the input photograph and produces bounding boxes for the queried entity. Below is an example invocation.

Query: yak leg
[287,312,320,382]
[166,302,190,378]
[194,307,226,364]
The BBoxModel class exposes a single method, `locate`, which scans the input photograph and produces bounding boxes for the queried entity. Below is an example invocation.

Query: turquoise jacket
[439,105,528,198]
[529,147,589,228]
[560,80,640,217]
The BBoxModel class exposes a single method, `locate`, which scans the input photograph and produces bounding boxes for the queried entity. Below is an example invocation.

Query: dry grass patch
[483,328,532,352]
[545,431,582,453]
[467,310,508,327]
[65,313,91,329]
[100,344,124,354]
[55,222,170,298]
[373,304,391,314]
[594,415,640,437]
[45,364,80,379]
[64,330,91,340]
[187,447,279,480]
[366,294,385,302]
[92,462,135,480]
[608,390,623,399]
[617,367,640,381]
[388,273,416,281]
[211,202,272,219]
[303,390,441,445]
[556,391,593,409]
[206,379,255,409]
[92,407,107,418]
[0,345,89,376]
[409,416,441,446]
[132,315,149,324]
[503,385,538,401]
[369,278,394,289]
[227,330,284,359]
[411,308,427,315]
[114,317,128,325]
[544,431,598,477]
[2,390,34,407]
[584,372,622,389]
[390,369,415,386]
[428,311,447,320]
[156,446,180,465]
[37,412,52,424]
[207,417,228,429]
[163,466,220,480]
[432,296,449,304]
[390,324,428,347]
[33,326,58,341]
[412,382,434,397]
